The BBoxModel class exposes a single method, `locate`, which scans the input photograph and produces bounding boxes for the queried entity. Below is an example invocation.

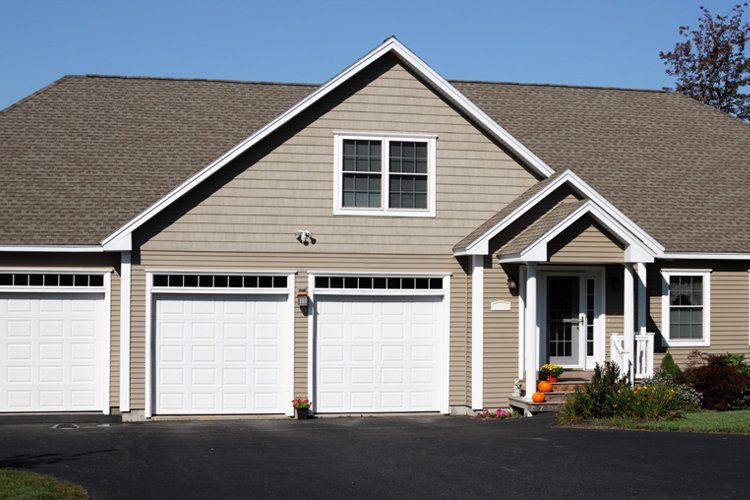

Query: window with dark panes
[342,139,382,208]
[388,141,428,209]
[669,275,704,340]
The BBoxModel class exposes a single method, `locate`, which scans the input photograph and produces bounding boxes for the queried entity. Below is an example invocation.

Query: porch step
[509,396,564,414]
[513,371,593,414]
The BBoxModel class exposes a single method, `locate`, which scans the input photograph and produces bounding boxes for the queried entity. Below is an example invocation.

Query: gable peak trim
[100,36,555,247]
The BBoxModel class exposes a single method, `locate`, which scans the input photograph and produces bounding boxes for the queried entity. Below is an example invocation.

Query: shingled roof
[1,74,749,251]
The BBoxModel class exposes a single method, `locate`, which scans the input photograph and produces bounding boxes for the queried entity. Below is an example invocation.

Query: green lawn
[0,468,88,499]
[583,409,750,434]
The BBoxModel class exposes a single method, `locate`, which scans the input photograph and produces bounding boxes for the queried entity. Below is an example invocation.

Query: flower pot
[295,408,310,420]
[547,375,558,383]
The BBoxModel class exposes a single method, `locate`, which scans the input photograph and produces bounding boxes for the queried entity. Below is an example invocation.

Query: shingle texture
[0,75,315,244]
[2,74,750,251]
[452,81,750,253]
[497,200,587,256]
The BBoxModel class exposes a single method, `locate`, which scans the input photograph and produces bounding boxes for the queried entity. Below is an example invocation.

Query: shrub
[559,364,700,423]
[725,353,750,378]
[677,352,750,411]
[660,353,682,380]
[559,362,629,422]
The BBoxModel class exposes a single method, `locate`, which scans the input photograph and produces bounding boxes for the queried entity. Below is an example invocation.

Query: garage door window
[314,275,442,290]
[0,273,104,288]
[153,274,288,289]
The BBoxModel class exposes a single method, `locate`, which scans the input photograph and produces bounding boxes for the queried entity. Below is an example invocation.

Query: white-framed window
[661,269,711,347]
[333,132,437,217]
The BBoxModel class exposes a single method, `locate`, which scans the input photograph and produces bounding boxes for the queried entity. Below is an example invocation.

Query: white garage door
[315,296,444,413]
[0,293,105,412]
[154,294,291,415]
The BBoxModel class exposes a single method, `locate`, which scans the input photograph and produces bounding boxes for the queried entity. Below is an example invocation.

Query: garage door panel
[0,293,105,412]
[316,296,443,413]
[154,294,289,415]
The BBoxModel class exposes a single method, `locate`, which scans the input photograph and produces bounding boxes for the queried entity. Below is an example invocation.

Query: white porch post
[636,262,647,334]
[471,255,484,410]
[524,263,538,400]
[623,263,635,383]
[119,251,131,412]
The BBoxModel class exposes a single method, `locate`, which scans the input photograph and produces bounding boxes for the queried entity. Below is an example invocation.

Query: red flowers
[292,397,311,409]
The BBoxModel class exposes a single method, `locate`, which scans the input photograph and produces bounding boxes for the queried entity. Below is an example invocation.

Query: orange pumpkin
[537,380,553,393]
[531,392,546,403]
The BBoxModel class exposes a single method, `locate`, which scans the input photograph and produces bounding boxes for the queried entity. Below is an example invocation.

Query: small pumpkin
[531,392,546,403]
[537,380,553,393]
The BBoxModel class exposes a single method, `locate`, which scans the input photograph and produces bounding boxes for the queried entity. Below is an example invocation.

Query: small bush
[725,353,750,378]
[559,364,700,423]
[559,362,629,422]
[660,353,681,380]
[677,351,750,411]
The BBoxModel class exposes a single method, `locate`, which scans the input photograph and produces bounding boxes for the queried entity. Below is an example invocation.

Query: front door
[540,269,603,370]
[546,276,581,367]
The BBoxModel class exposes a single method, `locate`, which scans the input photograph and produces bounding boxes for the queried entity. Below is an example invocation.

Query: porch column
[636,262,647,334]
[623,263,635,383]
[524,263,538,400]
[471,255,484,410]
[119,251,131,412]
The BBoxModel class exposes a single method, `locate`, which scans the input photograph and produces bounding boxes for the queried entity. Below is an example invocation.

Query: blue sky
[0,0,742,109]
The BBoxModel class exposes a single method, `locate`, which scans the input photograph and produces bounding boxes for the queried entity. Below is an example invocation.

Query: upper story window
[661,269,711,347]
[334,133,436,217]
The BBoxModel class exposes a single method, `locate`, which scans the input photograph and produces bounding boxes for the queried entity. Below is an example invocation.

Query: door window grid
[315,275,442,290]
[586,279,595,356]
[152,274,288,289]
[0,273,104,287]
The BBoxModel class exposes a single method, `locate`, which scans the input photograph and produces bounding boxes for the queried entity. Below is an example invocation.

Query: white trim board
[308,270,451,415]
[497,201,655,264]
[143,270,296,418]
[460,170,664,257]
[471,255,484,410]
[332,132,437,218]
[660,268,711,348]
[99,36,555,249]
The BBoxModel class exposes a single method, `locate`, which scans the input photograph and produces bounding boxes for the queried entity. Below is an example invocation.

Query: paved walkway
[0,414,747,499]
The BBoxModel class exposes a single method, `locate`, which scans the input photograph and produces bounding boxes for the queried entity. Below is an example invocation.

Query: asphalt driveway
[0,414,747,499]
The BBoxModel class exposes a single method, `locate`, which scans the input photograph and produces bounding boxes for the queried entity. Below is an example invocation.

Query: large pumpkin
[537,380,553,393]
[531,392,546,403]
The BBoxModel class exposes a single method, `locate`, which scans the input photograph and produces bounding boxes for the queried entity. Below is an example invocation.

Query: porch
[510,261,655,411]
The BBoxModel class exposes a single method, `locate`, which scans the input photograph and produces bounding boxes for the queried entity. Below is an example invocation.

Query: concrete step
[509,396,563,414]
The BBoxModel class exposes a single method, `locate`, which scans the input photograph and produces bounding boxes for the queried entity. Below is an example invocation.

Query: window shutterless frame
[333,132,437,217]
[661,269,711,347]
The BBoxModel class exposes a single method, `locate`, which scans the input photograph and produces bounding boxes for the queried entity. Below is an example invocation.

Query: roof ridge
[75,74,320,87]
[449,78,668,93]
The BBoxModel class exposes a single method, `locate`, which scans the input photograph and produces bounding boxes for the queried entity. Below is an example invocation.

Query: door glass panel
[586,279,595,357]
[547,276,580,365]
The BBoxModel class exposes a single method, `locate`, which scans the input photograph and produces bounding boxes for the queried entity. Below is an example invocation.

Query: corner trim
[471,255,484,410]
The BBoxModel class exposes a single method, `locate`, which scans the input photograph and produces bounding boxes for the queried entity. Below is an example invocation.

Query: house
[1,37,749,420]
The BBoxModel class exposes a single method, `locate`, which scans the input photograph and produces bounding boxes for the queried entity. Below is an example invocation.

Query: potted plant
[292,397,312,420]
[540,364,564,383]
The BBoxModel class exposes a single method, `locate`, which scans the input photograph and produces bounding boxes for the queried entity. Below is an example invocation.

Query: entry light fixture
[507,277,517,290]
[297,288,309,308]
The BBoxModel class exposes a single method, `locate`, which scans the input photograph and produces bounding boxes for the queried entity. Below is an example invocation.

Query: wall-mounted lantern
[297,288,309,308]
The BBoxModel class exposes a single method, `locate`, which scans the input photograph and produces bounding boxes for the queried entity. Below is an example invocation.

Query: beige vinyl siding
[483,258,520,408]
[128,251,471,410]
[648,261,750,367]
[548,216,624,263]
[0,252,121,408]
[141,53,538,255]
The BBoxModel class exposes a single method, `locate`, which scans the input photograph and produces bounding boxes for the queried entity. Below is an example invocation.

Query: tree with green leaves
[660,3,750,120]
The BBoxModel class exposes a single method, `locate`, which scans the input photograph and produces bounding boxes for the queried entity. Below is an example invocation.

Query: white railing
[635,332,655,380]
[610,333,631,380]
